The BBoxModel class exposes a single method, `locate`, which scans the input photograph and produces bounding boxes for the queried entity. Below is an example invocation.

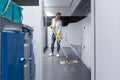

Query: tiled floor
[43,47,91,80]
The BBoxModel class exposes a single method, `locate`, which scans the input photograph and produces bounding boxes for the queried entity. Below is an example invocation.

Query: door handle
[19,57,25,63]
[29,58,32,61]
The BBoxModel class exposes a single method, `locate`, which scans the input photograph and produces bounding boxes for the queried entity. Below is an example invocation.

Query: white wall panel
[96,0,120,80]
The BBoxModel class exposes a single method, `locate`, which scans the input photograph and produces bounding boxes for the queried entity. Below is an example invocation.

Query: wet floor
[43,47,91,80]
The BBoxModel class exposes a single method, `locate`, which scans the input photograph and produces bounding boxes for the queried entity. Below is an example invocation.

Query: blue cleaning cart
[0,1,35,80]
[1,30,24,80]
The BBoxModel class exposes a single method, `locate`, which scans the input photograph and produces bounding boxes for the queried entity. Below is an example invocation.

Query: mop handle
[60,40,68,59]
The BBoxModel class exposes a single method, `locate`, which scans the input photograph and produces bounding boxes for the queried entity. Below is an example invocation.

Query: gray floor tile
[43,47,91,80]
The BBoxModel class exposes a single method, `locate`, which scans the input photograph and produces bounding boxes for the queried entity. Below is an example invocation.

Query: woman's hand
[55,32,60,39]
[49,25,54,28]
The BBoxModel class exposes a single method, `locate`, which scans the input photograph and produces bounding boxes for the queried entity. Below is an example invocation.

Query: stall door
[1,30,24,80]
[81,26,86,62]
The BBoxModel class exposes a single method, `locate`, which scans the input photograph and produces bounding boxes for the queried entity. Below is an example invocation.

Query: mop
[60,45,78,65]
[59,28,78,65]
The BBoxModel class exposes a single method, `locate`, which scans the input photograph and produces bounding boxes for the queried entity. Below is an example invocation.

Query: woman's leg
[57,40,61,53]
[51,34,56,54]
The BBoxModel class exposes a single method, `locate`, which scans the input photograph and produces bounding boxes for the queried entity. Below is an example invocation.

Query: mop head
[60,59,78,65]
[60,60,68,64]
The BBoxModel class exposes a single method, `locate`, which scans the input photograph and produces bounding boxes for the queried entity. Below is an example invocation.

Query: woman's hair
[56,12,61,16]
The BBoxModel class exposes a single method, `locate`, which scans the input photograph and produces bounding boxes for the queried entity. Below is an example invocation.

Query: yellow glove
[55,32,60,40]
[49,25,54,29]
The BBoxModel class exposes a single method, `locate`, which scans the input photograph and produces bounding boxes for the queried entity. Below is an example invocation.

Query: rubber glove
[49,25,54,28]
[55,32,60,40]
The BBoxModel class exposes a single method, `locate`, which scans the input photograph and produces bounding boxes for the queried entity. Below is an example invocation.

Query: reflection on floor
[43,47,91,80]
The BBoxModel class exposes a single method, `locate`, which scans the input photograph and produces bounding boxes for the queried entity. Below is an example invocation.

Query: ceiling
[72,0,91,16]
[44,0,78,16]
[44,0,73,7]
[44,0,91,16]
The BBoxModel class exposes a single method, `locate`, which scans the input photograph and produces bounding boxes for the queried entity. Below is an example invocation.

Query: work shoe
[48,53,54,57]
[56,53,60,57]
